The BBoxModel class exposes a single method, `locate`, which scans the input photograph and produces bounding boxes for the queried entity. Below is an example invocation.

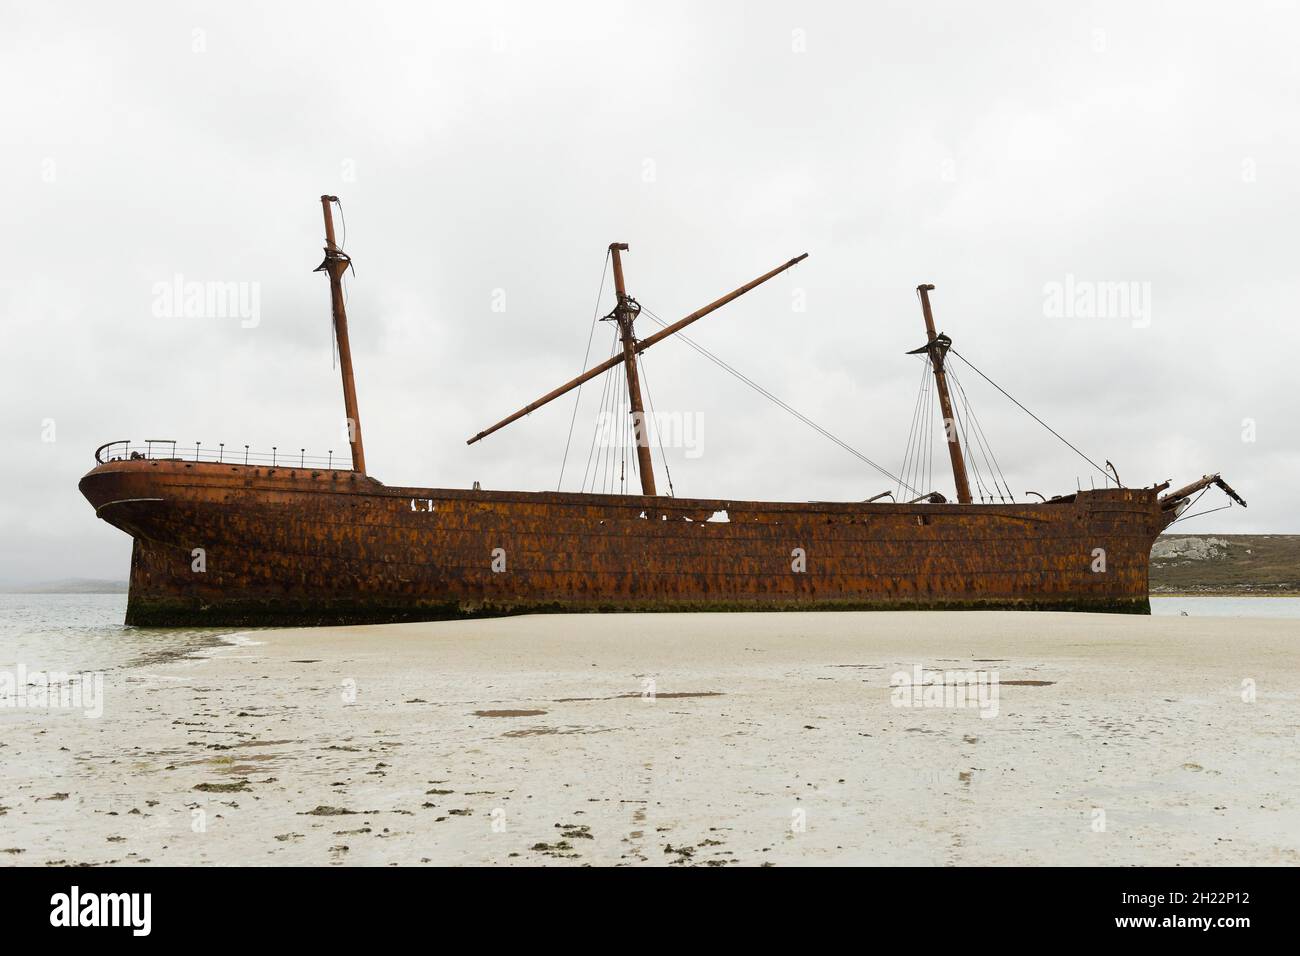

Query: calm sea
[1,593,1297,674]
[0,593,240,674]
[1149,595,1300,618]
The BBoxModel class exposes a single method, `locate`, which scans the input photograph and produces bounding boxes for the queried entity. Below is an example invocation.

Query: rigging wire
[908,362,933,497]
[601,351,617,494]
[902,357,935,499]
[559,251,611,489]
[944,366,987,500]
[899,364,920,502]
[581,330,619,492]
[896,357,930,500]
[949,386,988,501]
[639,305,922,497]
[1172,501,1235,524]
[905,362,922,497]
[912,367,926,496]
[1167,486,1236,525]
[637,350,676,497]
[607,362,625,494]
[924,366,935,495]
[962,374,1013,501]
[951,349,1109,481]
[948,364,1012,502]
[621,371,632,493]
[617,368,630,493]
[914,362,931,497]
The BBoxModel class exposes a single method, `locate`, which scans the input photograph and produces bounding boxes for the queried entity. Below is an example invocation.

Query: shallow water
[1149,595,1300,618]
[0,593,237,674]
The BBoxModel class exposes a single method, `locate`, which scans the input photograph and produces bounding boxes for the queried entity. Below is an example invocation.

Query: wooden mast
[466,251,807,450]
[915,284,970,503]
[317,195,365,474]
[608,243,656,496]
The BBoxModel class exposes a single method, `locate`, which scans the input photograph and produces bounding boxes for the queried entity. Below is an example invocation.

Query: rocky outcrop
[1150,537,1229,562]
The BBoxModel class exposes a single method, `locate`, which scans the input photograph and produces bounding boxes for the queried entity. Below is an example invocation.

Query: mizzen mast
[912,284,971,504]
[315,195,365,474]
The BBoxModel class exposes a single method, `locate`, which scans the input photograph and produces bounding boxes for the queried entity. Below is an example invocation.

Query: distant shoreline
[0,582,128,595]
[1149,534,1299,596]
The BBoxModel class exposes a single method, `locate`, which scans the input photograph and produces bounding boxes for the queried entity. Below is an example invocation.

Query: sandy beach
[3,611,1297,866]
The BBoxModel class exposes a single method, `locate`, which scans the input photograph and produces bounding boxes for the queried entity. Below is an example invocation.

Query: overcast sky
[2,0,1297,585]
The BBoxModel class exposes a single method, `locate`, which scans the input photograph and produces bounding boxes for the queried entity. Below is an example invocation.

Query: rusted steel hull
[79,459,1176,627]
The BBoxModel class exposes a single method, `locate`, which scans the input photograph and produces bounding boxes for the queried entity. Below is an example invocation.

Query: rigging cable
[904,358,933,499]
[636,349,676,497]
[559,251,611,489]
[896,357,930,500]
[619,366,631,492]
[946,367,988,500]
[602,349,619,494]
[608,359,625,494]
[951,349,1109,481]
[621,370,632,493]
[962,370,1014,501]
[639,305,922,497]
[1172,501,1234,524]
[949,384,988,501]
[924,365,935,495]
[948,364,1012,502]
[1168,486,1237,525]
[585,329,618,494]
[909,361,933,496]
[581,329,620,492]
[913,366,928,496]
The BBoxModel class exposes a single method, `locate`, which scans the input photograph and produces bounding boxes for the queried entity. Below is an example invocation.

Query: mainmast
[466,249,809,494]
[913,284,971,504]
[315,195,365,474]
[608,243,656,496]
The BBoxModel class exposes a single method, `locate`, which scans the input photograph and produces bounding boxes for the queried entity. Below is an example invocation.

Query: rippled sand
[3,611,1297,866]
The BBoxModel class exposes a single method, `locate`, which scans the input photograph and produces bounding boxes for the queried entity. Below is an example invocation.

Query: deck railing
[94,439,350,470]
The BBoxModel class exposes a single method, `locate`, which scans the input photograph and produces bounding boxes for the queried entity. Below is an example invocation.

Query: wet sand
[3,611,1297,866]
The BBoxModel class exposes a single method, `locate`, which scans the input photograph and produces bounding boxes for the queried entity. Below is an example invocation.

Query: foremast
[912,284,972,504]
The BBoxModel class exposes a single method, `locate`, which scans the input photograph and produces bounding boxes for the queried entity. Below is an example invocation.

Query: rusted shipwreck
[79,197,1245,625]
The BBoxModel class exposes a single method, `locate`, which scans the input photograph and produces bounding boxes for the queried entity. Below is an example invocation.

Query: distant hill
[3,578,129,594]
[1149,535,1300,595]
